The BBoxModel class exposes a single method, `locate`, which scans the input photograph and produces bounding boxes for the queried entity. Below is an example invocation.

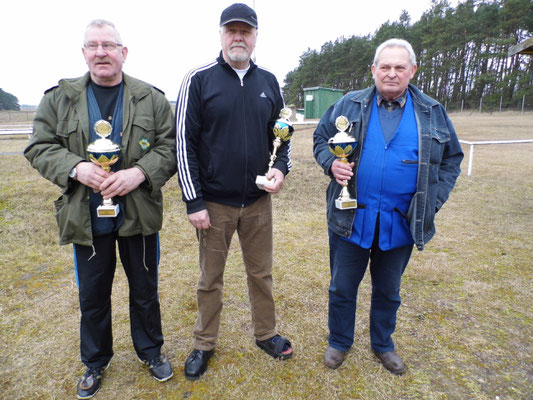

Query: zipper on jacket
[240,73,248,207]
[226,64,249,207]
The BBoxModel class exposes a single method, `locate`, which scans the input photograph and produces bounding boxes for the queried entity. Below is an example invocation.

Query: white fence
[2,126,531,177]
[459,139,533,177]
[0,125,32,138]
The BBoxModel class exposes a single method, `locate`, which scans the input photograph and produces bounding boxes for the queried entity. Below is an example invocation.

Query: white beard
[228,46,250,63]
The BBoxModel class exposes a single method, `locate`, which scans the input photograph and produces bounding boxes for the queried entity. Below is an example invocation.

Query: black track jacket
[176,52,292,214]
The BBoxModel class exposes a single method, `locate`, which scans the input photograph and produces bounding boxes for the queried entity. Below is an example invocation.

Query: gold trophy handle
[267,137,282,171]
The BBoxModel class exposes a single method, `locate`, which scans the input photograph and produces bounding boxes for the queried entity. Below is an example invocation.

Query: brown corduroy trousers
[193,194,278,350]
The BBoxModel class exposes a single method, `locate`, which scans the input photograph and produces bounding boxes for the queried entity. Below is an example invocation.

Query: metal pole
[522,95,525,114]
[444,100,447,111]
[499,96,502,112]
[467,144,474,177]
[461,99,464,112]
[479,97,482,113]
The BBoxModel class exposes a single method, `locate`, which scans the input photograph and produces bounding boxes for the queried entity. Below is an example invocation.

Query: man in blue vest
[313,38,463,374]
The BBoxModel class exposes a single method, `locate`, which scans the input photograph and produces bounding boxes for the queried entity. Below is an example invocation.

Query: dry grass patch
[1,112,532,399]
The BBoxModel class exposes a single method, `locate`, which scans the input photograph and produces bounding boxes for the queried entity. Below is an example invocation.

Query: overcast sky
[2,0,458,106]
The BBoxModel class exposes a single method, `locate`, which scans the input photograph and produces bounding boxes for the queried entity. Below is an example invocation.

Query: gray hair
[373,38,416,67]
[84,19,123,45]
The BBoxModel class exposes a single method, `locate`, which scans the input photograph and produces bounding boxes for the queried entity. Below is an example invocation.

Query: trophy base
[97,204,119,218]
[335,198,357,210]
[255,175,273,190]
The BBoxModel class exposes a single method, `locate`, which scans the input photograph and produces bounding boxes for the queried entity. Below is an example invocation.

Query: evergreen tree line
[0,89,20,111]
[283,0,533,112]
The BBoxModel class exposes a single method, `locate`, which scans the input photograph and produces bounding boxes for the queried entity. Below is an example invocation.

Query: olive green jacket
[25,72,176,246]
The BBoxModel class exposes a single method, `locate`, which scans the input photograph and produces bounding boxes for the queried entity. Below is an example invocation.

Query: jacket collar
[58,72,152,103]
[407,84,439,108]
[349,84,439,108]
[57,72,153,147]
[349,86,375,106]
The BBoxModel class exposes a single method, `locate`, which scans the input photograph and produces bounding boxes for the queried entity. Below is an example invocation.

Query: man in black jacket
[175,3,294,380]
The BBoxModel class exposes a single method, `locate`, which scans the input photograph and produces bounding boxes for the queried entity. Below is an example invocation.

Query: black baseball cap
[220,3,258,28]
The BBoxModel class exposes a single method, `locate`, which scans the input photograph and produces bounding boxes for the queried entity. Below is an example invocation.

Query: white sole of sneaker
[152,371,174,382]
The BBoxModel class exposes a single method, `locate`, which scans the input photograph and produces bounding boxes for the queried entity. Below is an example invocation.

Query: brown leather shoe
[373,350,406,374]
[324,346,345,369]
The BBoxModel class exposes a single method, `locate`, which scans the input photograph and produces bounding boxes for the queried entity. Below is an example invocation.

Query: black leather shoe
[373,350,407,374]
[184,349,214,381]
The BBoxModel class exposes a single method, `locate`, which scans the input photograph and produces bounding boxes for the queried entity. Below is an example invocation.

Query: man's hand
[264,167,285,194]
[75,162,112,191]
[188,209,211,230]
[331,160,354,186]
[99,167,146,199]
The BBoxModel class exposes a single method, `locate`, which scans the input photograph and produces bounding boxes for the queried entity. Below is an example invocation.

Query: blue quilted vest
[345,92,418,250]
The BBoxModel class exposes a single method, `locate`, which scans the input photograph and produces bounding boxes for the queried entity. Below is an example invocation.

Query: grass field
[0,111,532,399]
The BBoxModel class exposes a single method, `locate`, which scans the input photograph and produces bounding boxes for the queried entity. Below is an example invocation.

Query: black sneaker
[139,354,173,382]
[76,363,109,399]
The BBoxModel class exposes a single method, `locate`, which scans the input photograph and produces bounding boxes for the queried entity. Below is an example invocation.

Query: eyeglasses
[84,42,123,51]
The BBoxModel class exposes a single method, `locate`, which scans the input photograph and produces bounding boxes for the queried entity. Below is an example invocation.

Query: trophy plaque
[87,120,121,217]
[256,108,294,190]
[328,115,357,210]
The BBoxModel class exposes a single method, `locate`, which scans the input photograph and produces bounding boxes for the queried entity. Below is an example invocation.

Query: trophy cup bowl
[256,108,294,190]
[87,120,121,217]
[328,116,357,210]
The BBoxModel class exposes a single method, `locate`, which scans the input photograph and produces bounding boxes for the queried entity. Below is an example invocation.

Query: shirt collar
[376,89,408,111]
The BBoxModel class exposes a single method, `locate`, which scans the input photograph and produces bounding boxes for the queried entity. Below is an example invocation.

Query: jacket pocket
[57,119,79,136]
[57,119,80,148]
[128,116,156,160]
[430,127,450,165]
[54,189,91,243]
[122,187,163,234]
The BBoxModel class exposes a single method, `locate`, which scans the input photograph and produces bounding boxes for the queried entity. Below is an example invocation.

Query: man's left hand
[99,167,146,199]
[264,168,285,194]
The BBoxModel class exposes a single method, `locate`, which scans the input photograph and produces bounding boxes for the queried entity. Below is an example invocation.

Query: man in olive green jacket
[24,19,176,399]
[27,71,175,246]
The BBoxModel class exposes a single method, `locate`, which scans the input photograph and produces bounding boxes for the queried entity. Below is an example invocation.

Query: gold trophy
[328,115,357,209]
[87,120,121,217]
[256,108,294,190]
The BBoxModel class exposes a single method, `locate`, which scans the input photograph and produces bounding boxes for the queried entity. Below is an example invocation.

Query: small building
[508,37,533,85]
[508,37,533,56]
[303,87,344,119]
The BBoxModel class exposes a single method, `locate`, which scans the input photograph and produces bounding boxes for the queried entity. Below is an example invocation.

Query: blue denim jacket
[313,84,464,251]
